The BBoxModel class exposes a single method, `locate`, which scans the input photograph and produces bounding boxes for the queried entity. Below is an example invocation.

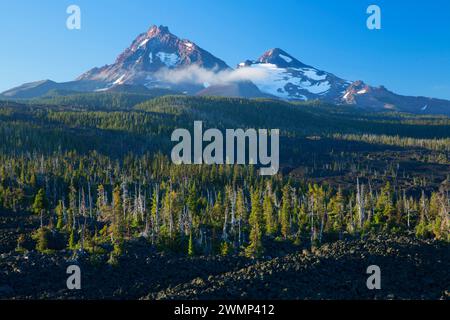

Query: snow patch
[306,81,331,94]
[279,54,292,63]
[247,63,331,98]
[343,91,351,100]
[138,38,149,48]
[156,52,180,67]
[301,68,327,81]
[95,88,110,92]
[113,74,126,85]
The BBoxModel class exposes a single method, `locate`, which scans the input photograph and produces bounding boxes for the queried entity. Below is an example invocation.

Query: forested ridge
[0,94,448,262]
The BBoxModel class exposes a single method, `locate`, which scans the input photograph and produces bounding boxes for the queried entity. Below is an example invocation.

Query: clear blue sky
[1,0,450,99]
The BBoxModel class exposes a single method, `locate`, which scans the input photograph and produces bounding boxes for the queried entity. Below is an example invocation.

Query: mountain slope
[1,80,59,99]
[0,80,107,99]
[77,25,230,94]
[341,80,450,115]
[197,81,274,99]
[238,48,450,115]
[238,48,350,102]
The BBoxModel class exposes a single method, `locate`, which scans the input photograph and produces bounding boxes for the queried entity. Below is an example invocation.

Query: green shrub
[32,227,66,253]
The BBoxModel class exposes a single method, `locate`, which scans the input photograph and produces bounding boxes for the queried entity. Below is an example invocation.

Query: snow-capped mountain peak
[257,48,311,69]
[238,49,349,101]
[77,24,230,93]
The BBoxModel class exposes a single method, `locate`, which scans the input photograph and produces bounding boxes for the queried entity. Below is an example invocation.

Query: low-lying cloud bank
[156,65,267,86]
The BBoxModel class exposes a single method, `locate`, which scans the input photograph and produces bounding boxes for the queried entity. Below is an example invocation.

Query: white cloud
[155,65,268,86]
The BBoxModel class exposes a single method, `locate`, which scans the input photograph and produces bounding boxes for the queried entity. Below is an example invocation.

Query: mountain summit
[256,48,311,69]
[77,25,230,93]
[238,48,349,101]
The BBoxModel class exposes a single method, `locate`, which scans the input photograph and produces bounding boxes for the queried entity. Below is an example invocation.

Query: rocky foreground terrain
[0,212,449,300]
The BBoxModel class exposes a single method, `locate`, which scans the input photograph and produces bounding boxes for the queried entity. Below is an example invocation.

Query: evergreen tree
[263,191,277,236]
[112,185,124,243]
[220,241,230,256]
[67,184,77,231]
[328,187,345,235]
[96,184,108,219]
[280,185,292,240]
[68,229,76,250]
[150,189,160,243]
[235,188,247,245]
[245,189,263,258]
[35,227,50,253]
[55,200,64,230]
[32,188,49,227]
[188,232,195,256]
[375,182,394,226]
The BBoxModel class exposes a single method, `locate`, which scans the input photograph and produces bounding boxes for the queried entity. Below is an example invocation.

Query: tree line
[2,152,447,260]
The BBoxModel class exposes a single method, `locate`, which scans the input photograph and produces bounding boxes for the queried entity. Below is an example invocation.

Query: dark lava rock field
[0,211,449,300]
